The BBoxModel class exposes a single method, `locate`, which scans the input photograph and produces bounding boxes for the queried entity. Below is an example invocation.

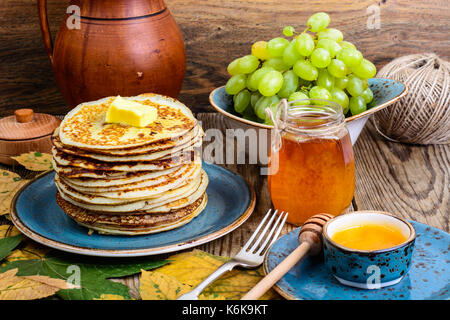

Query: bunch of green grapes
[225,12,376,124]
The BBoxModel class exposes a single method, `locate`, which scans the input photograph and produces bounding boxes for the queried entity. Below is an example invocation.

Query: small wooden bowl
[0,109,61,165]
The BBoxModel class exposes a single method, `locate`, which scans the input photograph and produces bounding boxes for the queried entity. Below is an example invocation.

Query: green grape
[277,70,299,98]
[316,39,342,58]
[258,70,284,96]
[255,96,280,119]
[349,96,367,115]
[295,33,315,57]
[346,76,364,96]
[310,48,331,68]
[317,28,343,42]
[247,67,274,92]
[283,26,295,37]
[234,89,251,113]
[262,57,290,72]
[293,60,318,81]
[238,55,260,74]
[336,48,363,67]
[307,12,330,33]
[309,86,332,101]
[327,59,347,78]
[340,41,356,50]
[352,59,377,79]
[330,87,349,113]
[362,79,369,90]
[334,76,349,90]
[288,91,309,105]
[242,104,259,122]
[246,71,257,91]
[251,41,272,60]
[225,74,247,95]
[317,69,335,90]
[267,37,290,57]
[361,88,373,104]
[282,39,303,66]
[227,58,241,75]
[250,91,262,109]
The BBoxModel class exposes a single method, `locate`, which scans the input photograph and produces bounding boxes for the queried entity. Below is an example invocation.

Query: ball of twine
[374,53,450,145]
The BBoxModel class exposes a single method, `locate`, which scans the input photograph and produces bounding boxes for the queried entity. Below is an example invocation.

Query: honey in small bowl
[322,211,416,289]
[331,223,408,251]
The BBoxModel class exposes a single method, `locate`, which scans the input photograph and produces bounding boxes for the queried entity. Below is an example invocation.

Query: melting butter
[105,96,157,127]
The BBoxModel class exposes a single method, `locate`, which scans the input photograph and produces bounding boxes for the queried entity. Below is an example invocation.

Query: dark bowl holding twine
[374,53,450,145]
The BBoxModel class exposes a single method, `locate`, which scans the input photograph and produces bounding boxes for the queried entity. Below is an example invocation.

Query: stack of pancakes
[52,94,208,236]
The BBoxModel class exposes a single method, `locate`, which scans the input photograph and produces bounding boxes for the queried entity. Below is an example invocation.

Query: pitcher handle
[37,0,54,65]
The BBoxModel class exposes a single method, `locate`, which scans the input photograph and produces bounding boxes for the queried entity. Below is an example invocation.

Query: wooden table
[1,113,448,299]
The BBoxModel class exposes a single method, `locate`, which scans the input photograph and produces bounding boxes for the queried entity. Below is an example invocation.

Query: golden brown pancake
[56,193,207,235]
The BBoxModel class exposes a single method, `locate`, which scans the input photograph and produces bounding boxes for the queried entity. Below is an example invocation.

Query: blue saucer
[264,221,449,300]
[11,163,255,257]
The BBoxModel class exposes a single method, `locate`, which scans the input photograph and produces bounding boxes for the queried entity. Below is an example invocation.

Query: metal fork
[177,209,288,300]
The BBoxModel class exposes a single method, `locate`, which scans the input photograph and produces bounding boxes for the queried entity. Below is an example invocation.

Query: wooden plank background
[0,0,449,116]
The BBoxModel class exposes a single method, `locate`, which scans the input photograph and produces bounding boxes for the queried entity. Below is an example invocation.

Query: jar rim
[283,99,345,132]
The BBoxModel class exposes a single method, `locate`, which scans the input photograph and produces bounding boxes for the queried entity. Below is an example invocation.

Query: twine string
[374,53,450,145]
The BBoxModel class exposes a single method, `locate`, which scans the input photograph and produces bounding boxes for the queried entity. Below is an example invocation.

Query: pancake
[52,147,196,171]
[55,162,201,202]
[52,126,204,162]
[59,95,197,150]
[60,161,196,193]
[56,193,207,235]
[61,165,183,187]
[57,169,209,214]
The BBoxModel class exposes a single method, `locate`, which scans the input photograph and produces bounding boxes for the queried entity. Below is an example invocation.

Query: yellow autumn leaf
[0,268,75,300]
[5,241,50,262]
[0,225,21,238]
[0,170,29,216]
[139,269,191,300]
[155,249,280,300]
[156,249,226,287]
[11,152,53,171]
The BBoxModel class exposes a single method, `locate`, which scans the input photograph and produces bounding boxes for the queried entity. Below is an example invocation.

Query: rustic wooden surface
[1,112,448,299]
[1,0,449,116]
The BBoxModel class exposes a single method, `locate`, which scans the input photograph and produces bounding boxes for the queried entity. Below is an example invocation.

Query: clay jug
[37,0,186,110]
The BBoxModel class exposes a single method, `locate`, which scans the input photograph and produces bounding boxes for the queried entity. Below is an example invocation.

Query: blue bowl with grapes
[209,78,407,148]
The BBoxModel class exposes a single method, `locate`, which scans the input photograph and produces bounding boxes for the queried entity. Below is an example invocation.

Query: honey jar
[268,99,355,225]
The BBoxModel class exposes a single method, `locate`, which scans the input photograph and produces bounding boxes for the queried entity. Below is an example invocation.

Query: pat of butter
[105,96,157,127]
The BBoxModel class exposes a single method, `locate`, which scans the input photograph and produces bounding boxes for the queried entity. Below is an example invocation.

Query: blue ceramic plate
[11,163,255,257]
[209,78,408,129]
[264,221,449,300]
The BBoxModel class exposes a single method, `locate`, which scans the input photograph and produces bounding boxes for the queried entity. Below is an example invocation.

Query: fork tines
[242,209,288,256]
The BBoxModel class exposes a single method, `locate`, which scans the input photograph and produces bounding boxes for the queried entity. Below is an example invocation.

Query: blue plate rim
[263,220,449,300]
[10,165,256,257]
[209,77,408,129]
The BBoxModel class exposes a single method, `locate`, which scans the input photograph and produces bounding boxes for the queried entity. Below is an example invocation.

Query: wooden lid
[0,109,61,141]
[69,0,166,19]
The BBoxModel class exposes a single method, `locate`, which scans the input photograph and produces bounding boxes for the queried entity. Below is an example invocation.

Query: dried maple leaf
[148,250,280,300]
[0,268,76,300]
[139,269,191,300]
[11,152,53,171]
[0,170,29,216]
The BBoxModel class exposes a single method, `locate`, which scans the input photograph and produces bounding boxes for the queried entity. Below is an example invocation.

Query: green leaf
[0,250,169,300]
[0,235,22,261]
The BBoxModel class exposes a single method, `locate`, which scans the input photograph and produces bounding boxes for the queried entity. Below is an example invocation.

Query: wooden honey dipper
[241,213,334,300]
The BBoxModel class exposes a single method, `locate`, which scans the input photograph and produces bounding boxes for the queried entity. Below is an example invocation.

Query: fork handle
[241,242,311,300]
[177,260,239,300]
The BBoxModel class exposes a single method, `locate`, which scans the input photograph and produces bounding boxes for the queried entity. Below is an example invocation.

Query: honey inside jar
[331,223,408,251]
[268,102,355,226]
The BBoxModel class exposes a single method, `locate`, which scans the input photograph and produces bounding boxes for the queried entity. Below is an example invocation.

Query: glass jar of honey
[268,99,355,225]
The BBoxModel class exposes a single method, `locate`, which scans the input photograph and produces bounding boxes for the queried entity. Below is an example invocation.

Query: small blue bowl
[322,211,416,289]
